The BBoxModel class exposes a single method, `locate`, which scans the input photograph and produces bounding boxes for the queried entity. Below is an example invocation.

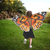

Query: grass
[0,20,50,50]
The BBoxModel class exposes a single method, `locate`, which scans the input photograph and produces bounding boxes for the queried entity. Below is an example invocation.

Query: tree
[0,0,6,12]
[43,8,50,23]
[13,1,26,14]
[0,0,26,14]
[49,8,50,12]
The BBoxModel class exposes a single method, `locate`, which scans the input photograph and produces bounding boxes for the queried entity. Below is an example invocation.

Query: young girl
[23,11,35,48]
[12,10,46,48]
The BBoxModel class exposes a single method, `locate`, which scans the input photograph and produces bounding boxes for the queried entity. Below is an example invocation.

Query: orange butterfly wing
[31,12,47,30]
[12,12,47,31]
[12,16,30,32]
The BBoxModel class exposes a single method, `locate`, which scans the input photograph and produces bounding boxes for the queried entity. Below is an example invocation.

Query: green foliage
[12,1,26,14]
[0,2,6,12]
[0,0,26,14]
[44,17,50,23]
[46,11,50,17]
[0,20,50,50]
[43,12,50,23]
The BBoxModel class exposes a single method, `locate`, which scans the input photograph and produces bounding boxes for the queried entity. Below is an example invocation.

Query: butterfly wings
[31,12,47,30]
[12,12,47,32]
[12,16,30,32]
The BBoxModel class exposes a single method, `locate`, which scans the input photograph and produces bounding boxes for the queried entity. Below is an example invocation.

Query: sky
[21,0,50,14]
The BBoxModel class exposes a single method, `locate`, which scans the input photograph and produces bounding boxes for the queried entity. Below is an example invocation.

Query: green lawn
[0,20,50,50]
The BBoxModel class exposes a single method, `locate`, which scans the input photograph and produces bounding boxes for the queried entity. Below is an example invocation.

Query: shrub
[43,12,50,23]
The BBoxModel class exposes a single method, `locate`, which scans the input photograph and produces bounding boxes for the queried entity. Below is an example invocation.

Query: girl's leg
[29,37,32,48]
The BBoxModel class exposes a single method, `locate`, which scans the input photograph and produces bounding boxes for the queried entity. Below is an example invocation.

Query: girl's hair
[26,11,32,17]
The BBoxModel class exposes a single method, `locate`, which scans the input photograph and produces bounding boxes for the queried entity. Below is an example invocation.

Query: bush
[43,17,50,23]
[43,12,50,23]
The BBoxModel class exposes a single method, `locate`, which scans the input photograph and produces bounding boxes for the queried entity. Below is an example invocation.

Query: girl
[12,11,46,48]
[23,11,35,48]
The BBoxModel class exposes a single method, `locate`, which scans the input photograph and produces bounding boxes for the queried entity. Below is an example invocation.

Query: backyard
[0,20,50,50]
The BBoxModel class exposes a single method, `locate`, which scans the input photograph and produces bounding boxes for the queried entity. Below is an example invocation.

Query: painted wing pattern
[12,12,47,32]
[31,12,47,30]
[12,16,30,32]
